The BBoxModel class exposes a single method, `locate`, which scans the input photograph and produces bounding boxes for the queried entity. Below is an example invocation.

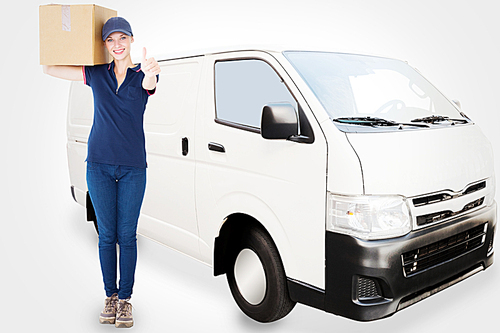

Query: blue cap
[102,17,133,41]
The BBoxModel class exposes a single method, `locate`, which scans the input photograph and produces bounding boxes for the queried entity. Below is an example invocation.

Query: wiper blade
[411,115,469,124]
[333,117,429,128]
[333,117,398,126]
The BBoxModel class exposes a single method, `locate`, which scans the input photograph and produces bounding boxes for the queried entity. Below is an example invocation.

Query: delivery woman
[43,17,160,328]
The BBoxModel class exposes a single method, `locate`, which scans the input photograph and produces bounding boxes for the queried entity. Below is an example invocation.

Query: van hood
[346,124,494,197]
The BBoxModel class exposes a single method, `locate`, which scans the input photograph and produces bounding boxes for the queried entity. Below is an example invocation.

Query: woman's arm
[42,65,84,81]
[142,75,157,91]
[140,47,161,90]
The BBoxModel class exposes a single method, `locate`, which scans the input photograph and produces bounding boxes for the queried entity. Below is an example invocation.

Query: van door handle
[208,142,225,153]
[182,137,189,156]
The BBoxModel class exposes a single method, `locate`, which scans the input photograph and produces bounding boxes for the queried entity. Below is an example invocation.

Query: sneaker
[115,299,134,328]
[99,293,118,324]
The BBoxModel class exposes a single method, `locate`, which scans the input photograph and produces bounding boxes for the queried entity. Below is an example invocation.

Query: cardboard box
[39,4,117,65]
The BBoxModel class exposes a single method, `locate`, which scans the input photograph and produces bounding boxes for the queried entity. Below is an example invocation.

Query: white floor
[2,0,500,332]
[2,166,499,333]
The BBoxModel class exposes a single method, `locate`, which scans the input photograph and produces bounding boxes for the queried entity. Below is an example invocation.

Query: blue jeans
[86,162,146,300]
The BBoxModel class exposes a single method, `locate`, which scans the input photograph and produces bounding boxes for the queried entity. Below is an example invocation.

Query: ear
[130,36,134,43]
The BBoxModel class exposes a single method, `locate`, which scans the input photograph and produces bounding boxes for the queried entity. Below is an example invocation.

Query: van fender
[211,191,298,280]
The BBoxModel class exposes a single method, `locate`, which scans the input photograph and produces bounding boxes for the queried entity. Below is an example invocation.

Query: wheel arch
[213,212,296,279]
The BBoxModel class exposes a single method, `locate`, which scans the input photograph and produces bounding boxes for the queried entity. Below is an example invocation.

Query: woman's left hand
[141,47,161,78]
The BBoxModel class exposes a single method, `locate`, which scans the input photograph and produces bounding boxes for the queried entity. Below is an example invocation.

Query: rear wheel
[92,219,99,235]
[86,191,99,234]
[226,226,296,322]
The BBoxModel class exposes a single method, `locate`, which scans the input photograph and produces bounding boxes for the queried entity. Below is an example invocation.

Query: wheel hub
[234,248,267,305]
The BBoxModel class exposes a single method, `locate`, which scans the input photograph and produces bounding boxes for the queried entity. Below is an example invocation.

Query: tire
[226,226,296,322]
[93,219,99,235]
[86,192,99,234]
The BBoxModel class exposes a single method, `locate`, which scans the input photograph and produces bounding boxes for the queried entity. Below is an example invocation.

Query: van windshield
[283,51,467,126]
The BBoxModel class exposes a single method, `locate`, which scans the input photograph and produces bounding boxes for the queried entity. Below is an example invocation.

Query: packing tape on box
[62,5,71,32]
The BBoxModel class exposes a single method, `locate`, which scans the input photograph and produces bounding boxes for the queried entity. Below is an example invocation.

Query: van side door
[195,52,328,289]
[139,56,204,261]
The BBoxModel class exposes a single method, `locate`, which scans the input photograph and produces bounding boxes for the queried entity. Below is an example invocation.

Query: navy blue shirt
[84,61,157,168]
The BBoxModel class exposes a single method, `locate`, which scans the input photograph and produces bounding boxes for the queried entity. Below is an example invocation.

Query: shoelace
[104,295,118,313]
[117,301,132,318]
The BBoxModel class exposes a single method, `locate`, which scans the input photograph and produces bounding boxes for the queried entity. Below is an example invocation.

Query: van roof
[153,44,289,61]
[153,44,395,63]
[153,44,365,62]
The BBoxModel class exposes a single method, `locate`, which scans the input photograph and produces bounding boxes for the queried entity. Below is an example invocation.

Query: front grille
[416,197,484,226]
[413,181,486,207]
[463,181,486,195]
[413,193,453,207]
[402,224,487,277]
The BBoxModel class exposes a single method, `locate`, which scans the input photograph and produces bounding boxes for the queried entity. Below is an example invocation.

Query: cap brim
[102,29,133,41]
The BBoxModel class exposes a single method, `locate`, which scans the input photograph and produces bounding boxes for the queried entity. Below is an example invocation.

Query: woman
[43,17,160,328]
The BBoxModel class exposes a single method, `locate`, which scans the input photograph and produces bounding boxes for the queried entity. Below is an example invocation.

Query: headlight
[327,193,411,240]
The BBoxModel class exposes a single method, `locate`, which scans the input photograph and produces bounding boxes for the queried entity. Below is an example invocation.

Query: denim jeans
[86,162,146,300]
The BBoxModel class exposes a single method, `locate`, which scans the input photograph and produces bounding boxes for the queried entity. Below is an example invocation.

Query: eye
[107,38,113,43]
[120,36,126,40]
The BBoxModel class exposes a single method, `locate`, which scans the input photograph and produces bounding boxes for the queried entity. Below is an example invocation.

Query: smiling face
[104,32,134,61]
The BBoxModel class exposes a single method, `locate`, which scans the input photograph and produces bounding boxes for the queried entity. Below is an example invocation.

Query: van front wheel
[226,226,296,322]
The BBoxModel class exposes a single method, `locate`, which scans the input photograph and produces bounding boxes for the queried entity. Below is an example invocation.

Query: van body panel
[66,140,88,204]
[67,79,93,143]
[138,214,203,261]
[321,119,365,195]
[347,124,494,197]
[67,81,93,206]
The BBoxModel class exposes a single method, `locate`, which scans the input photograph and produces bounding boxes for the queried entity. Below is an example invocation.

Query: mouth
[113,48,125,55]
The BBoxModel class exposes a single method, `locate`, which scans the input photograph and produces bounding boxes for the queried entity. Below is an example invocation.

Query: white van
[67,47,496,322]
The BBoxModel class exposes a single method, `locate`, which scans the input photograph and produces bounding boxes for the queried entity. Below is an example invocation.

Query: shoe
[115,299,134,328]
[99,293,118,324]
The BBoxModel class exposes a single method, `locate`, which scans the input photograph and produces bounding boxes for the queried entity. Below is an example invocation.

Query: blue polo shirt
[84,61,157,168]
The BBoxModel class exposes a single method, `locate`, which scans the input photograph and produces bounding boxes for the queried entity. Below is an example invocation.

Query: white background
[1,0,499,332]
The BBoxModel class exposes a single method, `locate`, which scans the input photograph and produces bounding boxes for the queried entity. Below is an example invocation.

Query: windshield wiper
[333,116,429,128]
[333,116,397,126]
[410,115,469,124]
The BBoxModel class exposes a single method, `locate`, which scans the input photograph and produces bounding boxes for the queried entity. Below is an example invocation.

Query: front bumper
[323,202,496,321]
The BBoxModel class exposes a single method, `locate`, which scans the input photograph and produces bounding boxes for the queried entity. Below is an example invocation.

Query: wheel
[226,226,296,322]
[86,191,99,234]
[93,219,99,235]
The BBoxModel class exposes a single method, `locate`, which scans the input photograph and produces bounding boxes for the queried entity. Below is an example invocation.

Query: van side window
[215,59,297,129]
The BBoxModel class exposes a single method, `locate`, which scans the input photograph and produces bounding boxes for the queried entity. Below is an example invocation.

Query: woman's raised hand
[140,47,161,78]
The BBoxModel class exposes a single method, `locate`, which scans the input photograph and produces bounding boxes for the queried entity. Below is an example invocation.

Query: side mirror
[261,103,298,140]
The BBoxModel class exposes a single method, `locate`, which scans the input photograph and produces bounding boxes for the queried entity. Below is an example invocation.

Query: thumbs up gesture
[141,47,161,78]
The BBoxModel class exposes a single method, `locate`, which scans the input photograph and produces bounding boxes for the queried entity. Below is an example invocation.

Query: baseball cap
[102,17,133,41]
